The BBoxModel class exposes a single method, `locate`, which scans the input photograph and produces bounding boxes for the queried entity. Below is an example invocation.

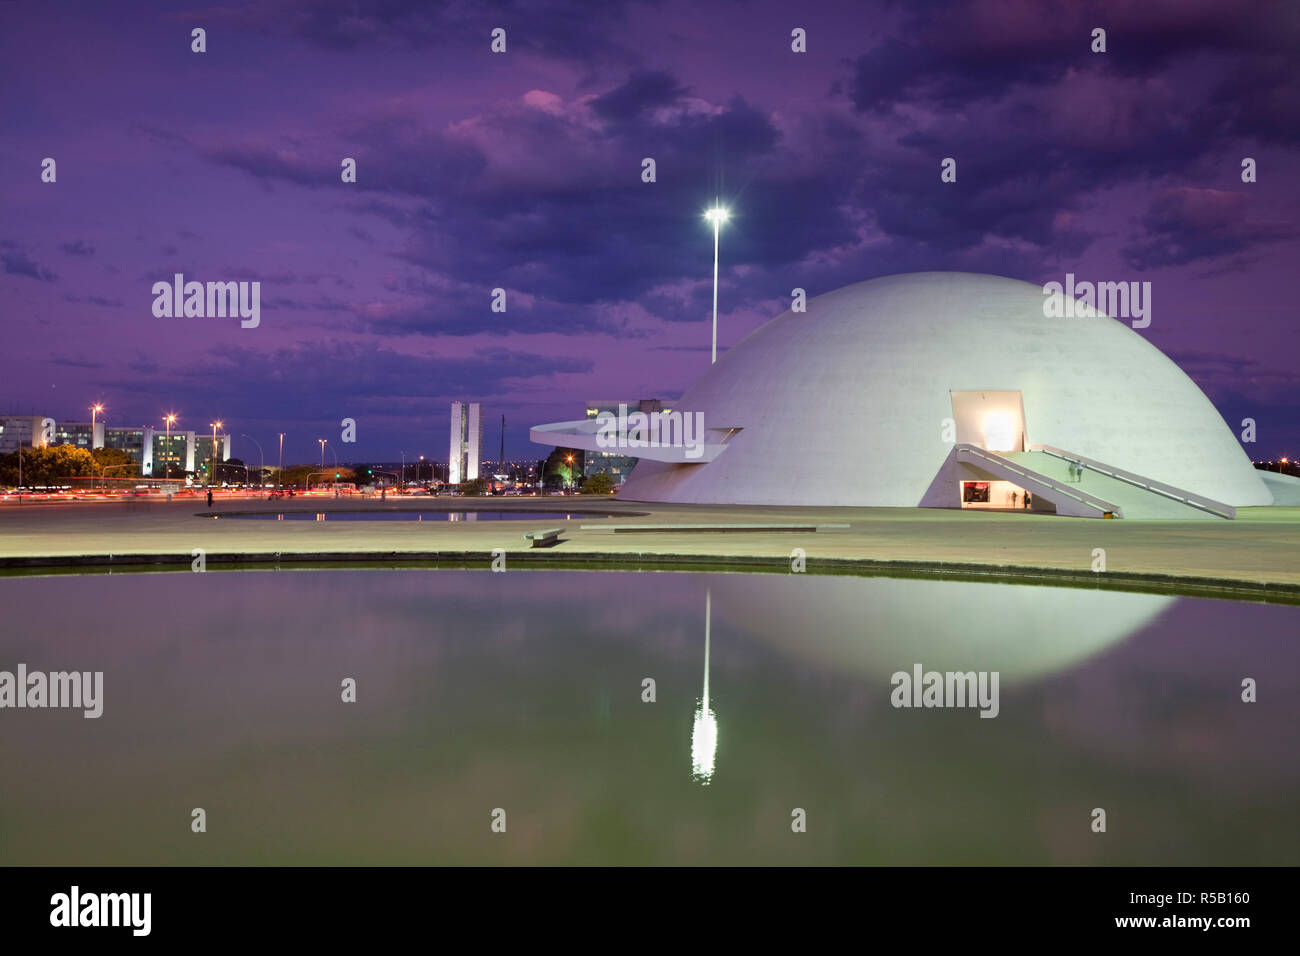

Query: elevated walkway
[954,444,1234,519]
[1023,445,1234,519]
[955,445,1120,518]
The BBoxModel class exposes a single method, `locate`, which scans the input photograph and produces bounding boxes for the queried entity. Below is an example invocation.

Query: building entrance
[949,389,1027,452]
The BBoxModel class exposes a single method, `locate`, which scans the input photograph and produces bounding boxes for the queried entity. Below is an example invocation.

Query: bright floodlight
[982,412,1016,452]
[704,206,729,224]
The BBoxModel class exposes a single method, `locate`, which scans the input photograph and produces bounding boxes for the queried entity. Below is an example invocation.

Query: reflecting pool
[214,511,614,521]
[0,570,1295,865]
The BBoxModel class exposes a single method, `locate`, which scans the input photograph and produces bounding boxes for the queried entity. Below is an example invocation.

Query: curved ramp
[953,445,1234,519]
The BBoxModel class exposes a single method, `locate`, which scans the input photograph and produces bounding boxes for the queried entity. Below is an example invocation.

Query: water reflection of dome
[711,576,1174,683]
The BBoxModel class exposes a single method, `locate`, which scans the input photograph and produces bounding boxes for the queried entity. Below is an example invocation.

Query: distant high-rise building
[449,402,483,483]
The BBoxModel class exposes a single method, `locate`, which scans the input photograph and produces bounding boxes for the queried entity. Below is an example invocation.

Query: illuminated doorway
[950,390,1027,453]
[961,479,1031,510]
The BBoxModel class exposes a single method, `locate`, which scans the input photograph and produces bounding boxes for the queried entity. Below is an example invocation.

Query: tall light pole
[319,439,327,469]
[210,421,223,487]
[400,450,406,488]
[704,206,730,364]
[277,433,285,492]
[163,413,177,480]
[241,434,265,487]
[90,403,103,450]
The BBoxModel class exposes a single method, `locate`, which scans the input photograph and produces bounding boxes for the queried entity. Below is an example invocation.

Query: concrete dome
[620,272,1271,508]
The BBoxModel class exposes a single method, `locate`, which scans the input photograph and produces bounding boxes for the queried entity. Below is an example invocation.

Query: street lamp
[319,439,327,469]
[566,453,575,491]
[210,421,223,487]
[704,205,730,364]
[277,433,285,492]
[163,413,177,480]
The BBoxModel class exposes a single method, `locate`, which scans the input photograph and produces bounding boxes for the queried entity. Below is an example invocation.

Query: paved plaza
[1,495,1297,598]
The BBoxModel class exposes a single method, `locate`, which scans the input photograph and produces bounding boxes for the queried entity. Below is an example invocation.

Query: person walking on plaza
[1011,491,1018,509]
[206,489,213,508]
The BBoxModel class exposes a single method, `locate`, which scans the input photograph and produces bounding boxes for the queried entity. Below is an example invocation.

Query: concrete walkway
[1006,450,1217,519]
[1,495,1298,597]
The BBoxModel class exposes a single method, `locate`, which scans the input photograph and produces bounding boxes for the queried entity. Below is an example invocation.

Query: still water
[0,570,1295,865]
[216,511,612,521]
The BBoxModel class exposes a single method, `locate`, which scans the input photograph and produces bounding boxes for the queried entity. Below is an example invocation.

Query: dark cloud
[1207,54,1300,145]
[850,0,1299,114]
[2,247,57,282]
[202,146,326,188]
[61,239,96,257]
[51,355,103,370]
[591,70,689,121]
[840,0,1298,269]
[262,295,352,314]
[1122,188,1296,270]
[196,0,652,64]
[64,294,126,308]
[836,2,1298,272]
[206,124,486,197]
[358,91,806,317]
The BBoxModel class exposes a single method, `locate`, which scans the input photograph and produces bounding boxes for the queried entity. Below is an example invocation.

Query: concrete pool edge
[2,549,1298,604]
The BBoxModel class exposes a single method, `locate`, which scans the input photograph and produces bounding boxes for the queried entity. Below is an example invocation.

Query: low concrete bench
[524,528,563,548]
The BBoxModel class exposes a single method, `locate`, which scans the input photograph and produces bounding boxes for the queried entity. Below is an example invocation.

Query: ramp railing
[1030,445,1235,519]
[955,444,1123,517]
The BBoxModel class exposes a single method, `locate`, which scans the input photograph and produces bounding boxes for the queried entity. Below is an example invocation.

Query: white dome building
[536,273,1274,517]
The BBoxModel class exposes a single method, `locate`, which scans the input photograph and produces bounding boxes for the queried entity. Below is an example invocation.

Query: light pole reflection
[691,588,718,785]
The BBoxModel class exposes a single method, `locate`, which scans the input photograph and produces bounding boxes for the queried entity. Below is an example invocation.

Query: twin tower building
[449,401,483,484]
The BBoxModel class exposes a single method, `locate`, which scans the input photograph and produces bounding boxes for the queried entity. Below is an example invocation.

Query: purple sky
[2,0,1297,464]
